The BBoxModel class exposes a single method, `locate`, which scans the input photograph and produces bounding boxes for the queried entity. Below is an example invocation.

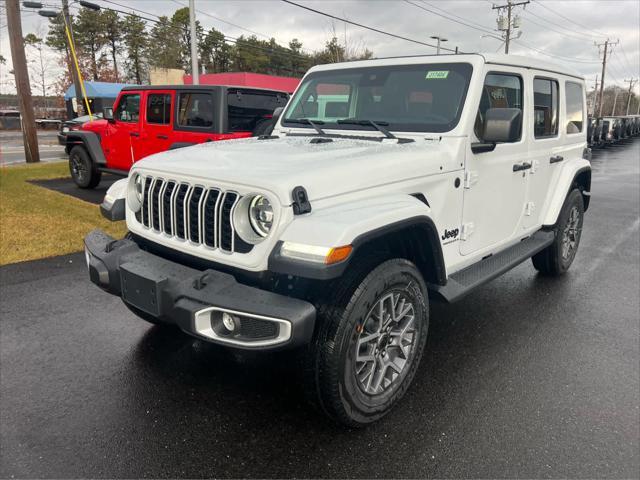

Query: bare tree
[24,27,55,117]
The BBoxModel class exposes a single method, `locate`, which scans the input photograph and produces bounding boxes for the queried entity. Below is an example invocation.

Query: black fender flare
[268,216,447,285]
[65,131,106,166]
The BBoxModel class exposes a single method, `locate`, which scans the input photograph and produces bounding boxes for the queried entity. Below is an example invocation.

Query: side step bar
[431,230,555,303]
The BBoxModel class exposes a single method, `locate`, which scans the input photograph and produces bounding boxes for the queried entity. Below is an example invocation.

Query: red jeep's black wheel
[69,145,101,189]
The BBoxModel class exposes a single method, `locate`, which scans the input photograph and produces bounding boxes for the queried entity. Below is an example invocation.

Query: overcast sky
[1,0,639,95]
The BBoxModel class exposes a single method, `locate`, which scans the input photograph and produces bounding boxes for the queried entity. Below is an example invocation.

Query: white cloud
[1,0,639,96]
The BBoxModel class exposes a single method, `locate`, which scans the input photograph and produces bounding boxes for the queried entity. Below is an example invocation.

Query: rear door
[140,90,174,159]
[105,91,142,171]
[524,76,561,229]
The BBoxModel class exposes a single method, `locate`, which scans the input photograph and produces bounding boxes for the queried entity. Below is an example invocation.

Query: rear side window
[177,92,214,128]
[115,94,140,122]
[146,93,171,124]
[475,73,523,141]
[533,78,559,138]
[565,82,584,134]
[227,90,288,132]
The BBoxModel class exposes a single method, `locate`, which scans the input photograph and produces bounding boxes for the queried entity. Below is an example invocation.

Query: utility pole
[493,0,529,54]
[592,75,599,116]
[595,38,618,118]
[624,78,637,115]
[189,0,199,84]
[611,88,619,116]
[5,0,40,163]
[430,35,448,55]
[62,0,83,117]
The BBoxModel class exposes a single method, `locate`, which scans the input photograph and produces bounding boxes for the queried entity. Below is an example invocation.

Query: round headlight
[232,194,274,244]
[134,174,143,202]
[128,173,143,212]
[249,195,273,237]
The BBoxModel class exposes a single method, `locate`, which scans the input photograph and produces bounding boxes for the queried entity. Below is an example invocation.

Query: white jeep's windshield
[282,62,473,134]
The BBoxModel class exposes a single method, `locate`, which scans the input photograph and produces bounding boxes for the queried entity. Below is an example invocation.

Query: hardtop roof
[120,84,289,94]
[307,53,584,81]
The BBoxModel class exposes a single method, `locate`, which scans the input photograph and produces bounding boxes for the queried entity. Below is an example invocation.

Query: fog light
[222,312,238,332]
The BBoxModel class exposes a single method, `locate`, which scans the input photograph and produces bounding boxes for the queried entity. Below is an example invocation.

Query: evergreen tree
[74,8,107,80]
[122,15,148,84]
[102,10,123,82]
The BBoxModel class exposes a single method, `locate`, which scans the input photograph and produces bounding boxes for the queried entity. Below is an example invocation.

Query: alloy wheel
[354,290,418,395]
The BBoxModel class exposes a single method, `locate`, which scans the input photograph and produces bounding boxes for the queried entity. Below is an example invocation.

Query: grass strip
[0,161,126,265]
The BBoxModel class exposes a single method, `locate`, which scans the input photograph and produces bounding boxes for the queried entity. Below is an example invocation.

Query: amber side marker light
[325,245,353,265]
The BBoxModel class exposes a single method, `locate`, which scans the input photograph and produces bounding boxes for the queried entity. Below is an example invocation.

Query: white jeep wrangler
[87,53,591,426]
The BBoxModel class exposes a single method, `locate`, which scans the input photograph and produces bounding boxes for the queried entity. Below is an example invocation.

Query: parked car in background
[64,85,289,188]
[57,113,103,145]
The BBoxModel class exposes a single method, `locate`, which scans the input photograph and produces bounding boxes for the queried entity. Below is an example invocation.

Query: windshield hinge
[463,171,479,189]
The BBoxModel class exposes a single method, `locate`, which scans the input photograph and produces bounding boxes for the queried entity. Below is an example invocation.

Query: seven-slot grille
[139,176,240,253]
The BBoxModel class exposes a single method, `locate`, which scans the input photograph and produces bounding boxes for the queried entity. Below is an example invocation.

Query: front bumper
[84,229,316,350]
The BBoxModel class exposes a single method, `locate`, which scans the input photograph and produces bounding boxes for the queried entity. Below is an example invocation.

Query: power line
[405,0,494,36]
[520,12,602,43]
[532,0,611,39]
[170,0,273,41]
[420,1,495,34]
[512,39,601,64]
[524,4,604,41]
[281,0,455,53]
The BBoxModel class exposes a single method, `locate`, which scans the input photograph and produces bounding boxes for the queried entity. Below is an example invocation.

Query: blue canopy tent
[64,81,133,119]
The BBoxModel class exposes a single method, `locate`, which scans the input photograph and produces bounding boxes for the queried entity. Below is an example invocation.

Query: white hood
[134,135,458,205]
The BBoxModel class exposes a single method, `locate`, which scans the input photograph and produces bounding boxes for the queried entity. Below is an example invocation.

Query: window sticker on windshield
[426,70,449,79]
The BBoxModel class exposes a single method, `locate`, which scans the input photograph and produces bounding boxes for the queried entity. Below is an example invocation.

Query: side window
[475,73,523,141]
[177,92,214,128]
[565,82,584,134]
[227,90,288,132]
[533,78,559,138]
[115,94,140,122]
[146,93,172,124]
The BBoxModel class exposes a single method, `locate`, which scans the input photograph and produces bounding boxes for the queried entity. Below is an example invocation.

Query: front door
[460,71,528,255]
[105,92,142,171]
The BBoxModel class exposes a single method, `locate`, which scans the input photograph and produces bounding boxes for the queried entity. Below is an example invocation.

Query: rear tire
[69,145,101,189]
[305,257,429,427]
[532,188,584,276]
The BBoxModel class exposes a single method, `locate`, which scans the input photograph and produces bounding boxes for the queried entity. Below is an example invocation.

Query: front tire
[69,145,101,189]
[532,188,584,275]
[308,258,429,427]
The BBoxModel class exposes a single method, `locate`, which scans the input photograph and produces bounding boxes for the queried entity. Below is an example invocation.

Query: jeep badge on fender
[86,53,591,427]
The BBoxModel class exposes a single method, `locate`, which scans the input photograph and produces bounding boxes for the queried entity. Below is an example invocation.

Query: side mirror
[483,108,522,143]
[103,107,115,123]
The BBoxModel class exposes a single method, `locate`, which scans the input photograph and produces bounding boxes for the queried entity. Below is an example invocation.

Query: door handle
[130,132,140,137]
[550,155,564,163]
[513,162,532,172]
[156,134,168,139]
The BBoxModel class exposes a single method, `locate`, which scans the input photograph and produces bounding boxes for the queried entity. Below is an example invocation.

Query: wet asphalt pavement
[1,140,639,478]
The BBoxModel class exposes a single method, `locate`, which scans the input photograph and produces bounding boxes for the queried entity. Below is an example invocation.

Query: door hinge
[530,159,539,174]
[525,201,535,216]
[460,222,475,240]
[463,171,479,189]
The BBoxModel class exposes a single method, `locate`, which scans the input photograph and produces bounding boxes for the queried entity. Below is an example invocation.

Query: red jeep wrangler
[65,85,288,188]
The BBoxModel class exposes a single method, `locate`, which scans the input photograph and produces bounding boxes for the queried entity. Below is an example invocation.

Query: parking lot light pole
[6,0,40,163]
[430,36,447,55]
[189,0,199,84]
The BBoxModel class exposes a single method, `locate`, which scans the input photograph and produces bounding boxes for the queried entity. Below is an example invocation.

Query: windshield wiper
[336,118,397,139]
[286,118,326,135]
